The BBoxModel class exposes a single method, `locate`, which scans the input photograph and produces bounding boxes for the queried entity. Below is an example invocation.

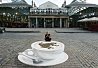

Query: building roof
[39,1,59,9]
[0,0,32,7]
[65,1,98,7]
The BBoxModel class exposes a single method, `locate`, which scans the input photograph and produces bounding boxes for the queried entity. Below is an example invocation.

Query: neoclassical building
[28,1,69,28]
[0,0,98,28]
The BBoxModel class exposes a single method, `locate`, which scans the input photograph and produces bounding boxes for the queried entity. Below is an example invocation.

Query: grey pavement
[0,28,98,68]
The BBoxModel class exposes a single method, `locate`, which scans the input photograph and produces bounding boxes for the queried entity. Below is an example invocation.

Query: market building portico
[28,16,69,28]
[28,1,69,28]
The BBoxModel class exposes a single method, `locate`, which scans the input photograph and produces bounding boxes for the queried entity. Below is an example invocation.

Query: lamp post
[69,17,73,27]
[2,12,6,27]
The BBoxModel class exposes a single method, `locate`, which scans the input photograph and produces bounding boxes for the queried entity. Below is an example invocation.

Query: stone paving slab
[55,28,95,33]
[5,31,40,33]
[0,28,98,68]
[5,28,40,33]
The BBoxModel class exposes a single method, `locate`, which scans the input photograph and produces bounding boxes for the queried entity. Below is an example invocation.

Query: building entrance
[38,18,44,28]
[45,18,52,28]
[29,17,69,28]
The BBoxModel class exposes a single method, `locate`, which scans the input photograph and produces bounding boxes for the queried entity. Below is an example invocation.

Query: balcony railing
[30,12,68,16]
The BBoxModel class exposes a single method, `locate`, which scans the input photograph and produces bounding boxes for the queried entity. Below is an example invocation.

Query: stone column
[67,22,69,28]
[67,17,70,28]
[28,17,31,28]
[44,18,46,28]
[66,19,68,28]
[36,17,38,28]
[52,18,54,28]
[60,18,62,28]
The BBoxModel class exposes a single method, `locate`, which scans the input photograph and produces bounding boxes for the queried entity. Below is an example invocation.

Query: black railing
[30,12,68,16]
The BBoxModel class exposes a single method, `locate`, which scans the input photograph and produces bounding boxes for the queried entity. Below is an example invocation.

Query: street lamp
[3,13,6,16]
[80,12,82,15]
[2,12,6,27]
[15,12,18,15]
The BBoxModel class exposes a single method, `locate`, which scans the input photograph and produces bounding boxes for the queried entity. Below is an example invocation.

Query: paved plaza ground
[0,28,98,68]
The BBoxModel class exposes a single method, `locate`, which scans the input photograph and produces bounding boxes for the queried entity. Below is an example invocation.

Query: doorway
[45,18,52,28]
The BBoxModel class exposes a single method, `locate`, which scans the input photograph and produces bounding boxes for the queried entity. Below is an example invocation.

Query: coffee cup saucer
[18,49,35,59]
[24,49,34,56]
[18,51,68,66]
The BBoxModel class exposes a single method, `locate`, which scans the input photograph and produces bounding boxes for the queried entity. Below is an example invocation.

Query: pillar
[66,18,69,28]
[52,18,54,28]
[28,17,31,28]
[60,18,62,28]
[36,17,38,28]
[66,19,68,28]
[44,18,46,28]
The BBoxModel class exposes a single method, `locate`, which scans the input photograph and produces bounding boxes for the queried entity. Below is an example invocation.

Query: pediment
[39,1,58,9]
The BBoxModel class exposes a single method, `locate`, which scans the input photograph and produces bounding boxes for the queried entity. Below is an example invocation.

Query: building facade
[28,1,69,28]
[0,0,31,28]
[0,0,98,28]
[62,0,98,28]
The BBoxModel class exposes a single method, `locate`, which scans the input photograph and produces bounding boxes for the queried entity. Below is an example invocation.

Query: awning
[87,17,98,21]
[78,17,98,22]
[78,18,89,22]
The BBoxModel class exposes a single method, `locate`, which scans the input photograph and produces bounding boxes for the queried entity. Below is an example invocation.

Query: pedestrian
[45,32,51,41]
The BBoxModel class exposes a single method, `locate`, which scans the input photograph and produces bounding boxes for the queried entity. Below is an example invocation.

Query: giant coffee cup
[31,41,65,60]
